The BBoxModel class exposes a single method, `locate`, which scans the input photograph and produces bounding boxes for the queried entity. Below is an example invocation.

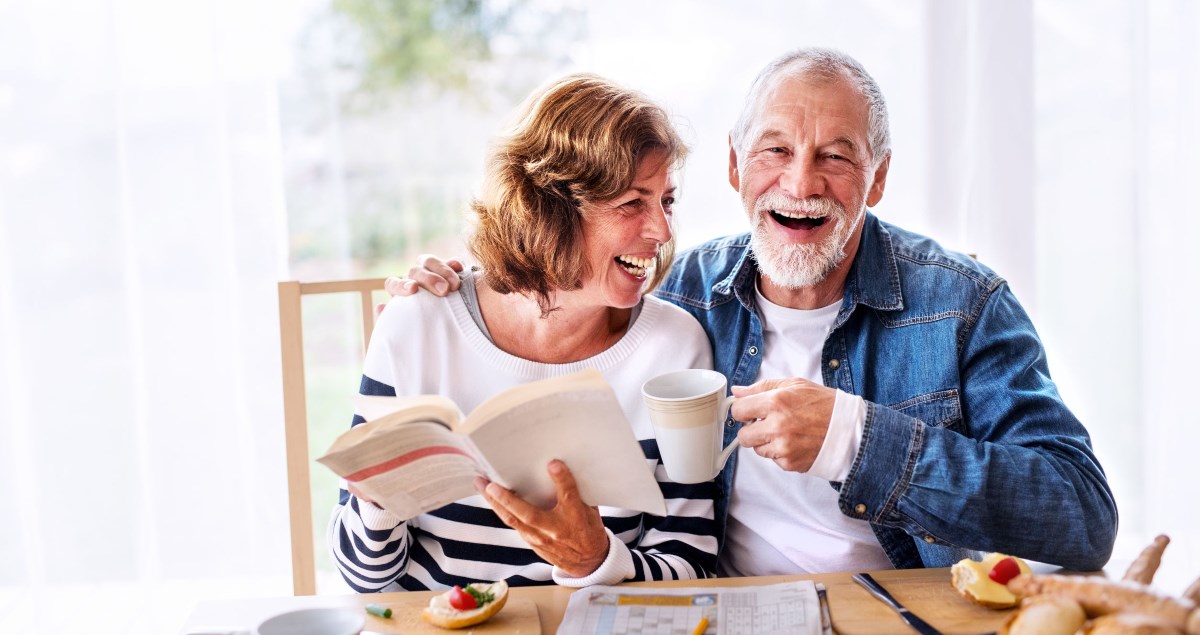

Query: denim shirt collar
[711,211,905,315]
[710,238,758,310]
[846,212,904,313]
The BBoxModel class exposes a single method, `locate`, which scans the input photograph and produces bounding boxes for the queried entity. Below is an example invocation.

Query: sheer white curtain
[0,0,294,632]
[1032,0,1200,586]
[923,0,1199,585]
[916,0,1200,585]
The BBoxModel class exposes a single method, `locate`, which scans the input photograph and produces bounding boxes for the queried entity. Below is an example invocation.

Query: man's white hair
[730,48,891,168]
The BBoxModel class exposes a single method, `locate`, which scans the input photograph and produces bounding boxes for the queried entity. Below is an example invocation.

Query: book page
[318,419,486,521]
[353,394,463,430]
[460,368,609,436]
[466,375,666,516]
[556,581,827,635]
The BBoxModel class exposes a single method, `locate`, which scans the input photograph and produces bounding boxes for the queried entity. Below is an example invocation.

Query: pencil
[690,615,709,635]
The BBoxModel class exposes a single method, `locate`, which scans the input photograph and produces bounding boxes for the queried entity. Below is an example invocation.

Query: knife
[852,572,944,635]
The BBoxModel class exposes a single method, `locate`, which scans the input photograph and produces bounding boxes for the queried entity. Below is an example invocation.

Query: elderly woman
[329,73,718,592]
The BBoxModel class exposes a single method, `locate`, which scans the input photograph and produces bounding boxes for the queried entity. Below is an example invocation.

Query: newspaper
[556,580,830,635]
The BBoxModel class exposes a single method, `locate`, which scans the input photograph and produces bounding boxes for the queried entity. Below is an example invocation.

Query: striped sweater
[328,290,720,592]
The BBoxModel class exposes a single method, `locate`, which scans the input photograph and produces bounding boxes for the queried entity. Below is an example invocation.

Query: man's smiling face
[730,70,887,289]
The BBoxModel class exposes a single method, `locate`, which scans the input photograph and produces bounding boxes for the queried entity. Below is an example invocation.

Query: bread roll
[1084,613,1184,635]
[1000,595,1086,635]
[420,581,509,630]
[1124,535,1171,585]
[1008,573,1195,625]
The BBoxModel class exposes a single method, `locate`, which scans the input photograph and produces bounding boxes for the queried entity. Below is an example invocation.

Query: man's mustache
[754,192,844,216]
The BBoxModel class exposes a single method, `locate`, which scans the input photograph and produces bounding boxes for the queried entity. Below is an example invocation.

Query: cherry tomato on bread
[988,556,1021,585]
[448,585,478,610]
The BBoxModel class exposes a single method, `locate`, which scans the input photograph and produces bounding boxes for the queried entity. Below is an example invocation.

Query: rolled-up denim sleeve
[837,283,1118,571]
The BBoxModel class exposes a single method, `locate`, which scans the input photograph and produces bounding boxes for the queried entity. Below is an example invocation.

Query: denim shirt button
[924,536,936,544]
[726,417,735,428]
[748,345,759,356]
[829,359,840,369]
[854,503,867,514]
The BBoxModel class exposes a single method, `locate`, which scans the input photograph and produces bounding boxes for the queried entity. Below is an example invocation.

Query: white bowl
[256,607,364,635]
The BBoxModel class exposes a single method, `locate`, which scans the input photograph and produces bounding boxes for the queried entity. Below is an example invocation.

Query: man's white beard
[748,192,856,289]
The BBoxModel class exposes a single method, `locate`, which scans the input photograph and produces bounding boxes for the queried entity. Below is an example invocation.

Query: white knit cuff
[551,528,635,587]
[355,497,403,530]
[808,389,867,482]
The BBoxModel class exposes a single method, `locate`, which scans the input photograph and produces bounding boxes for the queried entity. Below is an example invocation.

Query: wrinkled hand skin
[731,378,836,473]
[385,255,464,299]
[474,460,608,578]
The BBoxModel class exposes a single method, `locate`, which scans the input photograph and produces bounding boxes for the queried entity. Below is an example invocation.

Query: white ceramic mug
[642,369,738,484]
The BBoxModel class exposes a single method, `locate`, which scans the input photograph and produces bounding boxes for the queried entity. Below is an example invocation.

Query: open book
[317,369,667,520]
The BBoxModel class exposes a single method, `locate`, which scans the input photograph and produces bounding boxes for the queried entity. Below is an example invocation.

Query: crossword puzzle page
[556,580,824,635]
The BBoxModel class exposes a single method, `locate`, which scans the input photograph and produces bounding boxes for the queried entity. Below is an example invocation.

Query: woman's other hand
[474,460,609,577]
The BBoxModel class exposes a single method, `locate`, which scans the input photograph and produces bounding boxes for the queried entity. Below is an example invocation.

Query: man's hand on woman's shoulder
[377,254,465,317]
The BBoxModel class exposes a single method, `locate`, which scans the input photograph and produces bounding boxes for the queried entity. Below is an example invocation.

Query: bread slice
[420,581,509,630]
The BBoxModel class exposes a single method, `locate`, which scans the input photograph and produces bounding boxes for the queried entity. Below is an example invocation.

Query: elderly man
[391,47,1117,574]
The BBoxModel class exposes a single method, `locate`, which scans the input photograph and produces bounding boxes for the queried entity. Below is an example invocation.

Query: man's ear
[866,152,891,207]
[728,134,741,192]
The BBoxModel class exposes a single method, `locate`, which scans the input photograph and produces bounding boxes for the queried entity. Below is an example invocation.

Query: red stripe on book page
[344,446,474,482]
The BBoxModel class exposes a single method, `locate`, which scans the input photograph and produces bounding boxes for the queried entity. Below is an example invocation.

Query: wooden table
[181,568,1013,634]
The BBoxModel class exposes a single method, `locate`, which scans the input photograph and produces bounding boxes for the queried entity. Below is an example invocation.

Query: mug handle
[715,395,738,471]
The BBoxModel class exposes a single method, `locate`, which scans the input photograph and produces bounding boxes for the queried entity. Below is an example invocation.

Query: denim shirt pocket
[888,389,963,432]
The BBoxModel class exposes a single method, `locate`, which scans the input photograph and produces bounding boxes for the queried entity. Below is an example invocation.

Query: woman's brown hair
[468,73,687,314]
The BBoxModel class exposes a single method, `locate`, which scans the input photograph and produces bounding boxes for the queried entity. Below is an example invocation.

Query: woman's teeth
[615,255,653,278]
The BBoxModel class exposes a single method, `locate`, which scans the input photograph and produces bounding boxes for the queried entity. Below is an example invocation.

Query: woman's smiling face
[574,149,676,310]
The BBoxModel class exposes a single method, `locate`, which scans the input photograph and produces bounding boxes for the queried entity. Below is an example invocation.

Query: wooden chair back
[277,278,387,595]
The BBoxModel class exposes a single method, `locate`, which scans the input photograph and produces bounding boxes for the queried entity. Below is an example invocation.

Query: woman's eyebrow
[631,186,677,195]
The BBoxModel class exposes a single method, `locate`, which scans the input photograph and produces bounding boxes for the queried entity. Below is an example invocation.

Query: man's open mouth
[769,210,828,231]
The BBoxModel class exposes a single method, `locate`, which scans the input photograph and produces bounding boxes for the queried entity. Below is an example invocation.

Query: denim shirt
[655,212,1117,571]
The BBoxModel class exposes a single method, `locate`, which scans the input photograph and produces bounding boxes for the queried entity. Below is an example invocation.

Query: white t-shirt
[718,284,893,576]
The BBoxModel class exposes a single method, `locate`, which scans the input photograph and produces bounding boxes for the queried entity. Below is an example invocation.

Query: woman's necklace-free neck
[476,278,632,364]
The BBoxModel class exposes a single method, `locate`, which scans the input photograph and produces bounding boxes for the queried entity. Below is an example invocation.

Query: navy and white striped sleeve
[624,303,721,581]
[327,374,415,592]
[626,439,720,580]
